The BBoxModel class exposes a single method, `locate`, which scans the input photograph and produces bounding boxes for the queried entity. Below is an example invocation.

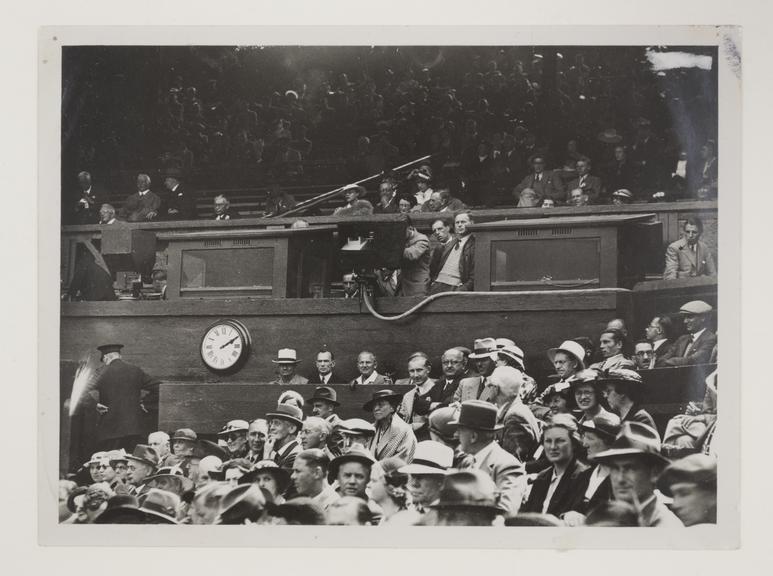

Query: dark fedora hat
[592,422,669,466]
[125,444,160,469]
[172,428,197,442]
[448,400,503,432]
[579,412,622,443]
[430,469,502,513]
[94,494,146,524]
[363,389,404,412]
[192,439,229,461]
[138,489,180,524]
[96,343,124,355]
[144,466,194,496]
[328,446,375,483]
[217,484,266,525]
[240,460,291,494]
[306,386,340,407]
[265,404,304,427]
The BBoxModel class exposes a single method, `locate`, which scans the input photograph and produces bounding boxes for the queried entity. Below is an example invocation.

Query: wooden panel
[159,384,414,434]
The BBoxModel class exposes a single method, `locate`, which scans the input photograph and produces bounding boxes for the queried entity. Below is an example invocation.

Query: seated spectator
[490,366,542,463]
[217,420,250,459]
[349,351,391,388]
[663,218,717,280]
[633,340,655,370]
[396,194,418,214]
[589,329,635,371]
[522,413,588,519]
[516,187,540,207]
[290,449,339,511]
[162,176,197,220]
[598,369,658,433]
[73,171,100,224]
[269,348,309,386]
[373,179,399,214]
[584,500,640,527]
[367,457,409,524]
[396,352,439,441]
[603,144,635,196]
[325,496,373,526]
[338,418,376,453]
[299,417,331,451]
[659,301,717,366]
[329,446,375,501]
[611,189,633,205]
[657,453,717,526]
[662,370,717,458]
[431,470,503,527]
[269,498,327,526]
[213,194,237,220]
[513,154,565,204]
[541,198,556,208]
[592,422,682,527]
[695,140,718,199]
[398,441,453,514]
[149,269,167,300]
[99,203,117,225]
[566,157,603,204]
[364,389,417,462]
[278,389,305,409]
[410,170,434,207]
[342,273,359,299]
[568,187,589,207]
[333,184,373,216]
[421,186,466,213]
[118,173,161,222]
[248,460,291,504]
[398,219,430,297]
[570,369,616,425]
[264,183,297,216]
[645,315,675,367]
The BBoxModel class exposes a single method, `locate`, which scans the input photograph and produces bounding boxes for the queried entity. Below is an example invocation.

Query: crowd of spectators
[61,299,717,527]
[63,45,718,223]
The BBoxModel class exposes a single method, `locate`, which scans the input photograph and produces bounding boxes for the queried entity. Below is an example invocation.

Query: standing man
[292,449,340,510]
[593,422,683,527]
[429,218,455,279]
[72,171,100,224]
[513,154,565,204]
[118,173,161,222]
[449,400,526,518]
[566,157,603,204]
[364,389,417,462]
[454,338,499,404]
[91,344,157,452]
[663,218,717,280]
[162,176,197,220]
[306,386,344,457]
[399,219,431,297]
[349,351,391,389]
[660,301,717,367]
[429,211,476,294]
[396,352,440,442]
[645,315,675,366]
[269,348,309,385]
[309,349,341,385]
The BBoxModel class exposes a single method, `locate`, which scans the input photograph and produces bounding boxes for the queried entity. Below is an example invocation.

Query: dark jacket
[659,329,717,367]
[431,235,475,291]
[621,404,658,434]
[570,465,613,515]
[163,185,198,221]
[307,372,345,385]
[118,191,162,222]
[68,250,117,302]
[566,174,604,204]
[514,171,565,203]
[94,359,157,442]
[522,458,589,517]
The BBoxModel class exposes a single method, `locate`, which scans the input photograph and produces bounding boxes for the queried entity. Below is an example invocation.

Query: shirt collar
[358,372,378,385]
[138,190,147,196]
[653,338,667,349]
[692,328,706,341]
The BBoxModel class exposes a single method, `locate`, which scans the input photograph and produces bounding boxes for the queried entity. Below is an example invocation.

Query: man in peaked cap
[124,444,160,497]
[269,348,309,386]
[92,344,158,451]
[365,389,417,462]
[214,419,248,459]
[431,469,503,526]
[265,404,304,477]
[454,338,500,404]
[450,400,526,518]
[307,386,344,457]
[593,421,682,527]
[657,453,717,526]
[660,300,717,367]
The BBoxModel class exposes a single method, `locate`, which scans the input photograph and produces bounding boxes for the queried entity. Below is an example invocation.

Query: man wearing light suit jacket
[453,338,499,404]
[663,218,717,280]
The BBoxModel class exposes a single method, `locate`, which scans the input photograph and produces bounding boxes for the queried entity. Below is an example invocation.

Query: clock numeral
[234,342,241,349]
[206,345,212,350]
[232,350,238,357]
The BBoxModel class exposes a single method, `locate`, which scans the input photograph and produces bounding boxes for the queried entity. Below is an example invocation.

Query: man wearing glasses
[432,348,469,410]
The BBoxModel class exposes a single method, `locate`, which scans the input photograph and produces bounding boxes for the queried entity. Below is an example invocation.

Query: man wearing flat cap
[91,344,158,451]
[593,421,682,527]
[265,404,304,477]
[269,348,309,386]
[663,218,717,280]
[657,453,717,526]
[365,389,418,462]
[659,300,717,366]
[450,400,526,517]
[454,338,499,404]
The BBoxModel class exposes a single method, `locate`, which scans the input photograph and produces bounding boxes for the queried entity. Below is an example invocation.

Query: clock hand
[220,336,239,349]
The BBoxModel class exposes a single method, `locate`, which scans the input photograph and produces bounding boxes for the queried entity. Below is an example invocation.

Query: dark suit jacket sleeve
[459,237,475,291]
[663,331,717,366]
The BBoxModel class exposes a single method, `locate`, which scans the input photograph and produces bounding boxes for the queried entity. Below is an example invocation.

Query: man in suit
[72,171,101,224]
[124,444,160,497]
[634,341,656,370]
[450,400,526,517]
[268,348,309,385]
[429,218,455,278]
[309,350,342,385]
[349,351,391,388]
[396,352,440,442]
[265,404,304,475]
[489,366,542,463]
[246,419,268,463]
[398,220,431,297]
[118,173,161,222]
[663,217,717,280]
[660,300,717,366]
[454,338,499,404]
[162,176,198,220]
[420,187,467,213]
[429,211,475,294]
[91,344,157,451]
[398,441,454,513]
[566,157,603,204]
[213,194,238,221]
[432,348,468,410]
[645,315,675,367]
[306,386,344,458]
[373,179,400,214]
[513,154,565,203]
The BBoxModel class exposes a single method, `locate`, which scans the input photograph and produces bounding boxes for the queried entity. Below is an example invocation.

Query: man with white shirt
[660,301,717,366]
[663,218,717,280]
[645,315,675,366]
[489,366,542,463]
[306,387,343,457]
[246,419,269,463]
[309,350,342,385]
[291,449,340,510]
[348,351,391,389]
[429,211,475,294]
[454,338,499,404]
[432,348,468,410]
[566,157,603,204]
[450,400,526,518]
[99,203,117,225]
[118,173,161,222]
[396,353,440,441]
[162,176,197,220]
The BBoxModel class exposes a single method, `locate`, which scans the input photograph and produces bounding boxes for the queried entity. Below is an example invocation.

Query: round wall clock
[200,319,252,373]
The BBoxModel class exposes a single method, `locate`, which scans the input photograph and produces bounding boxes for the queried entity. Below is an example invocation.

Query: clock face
[200,320,251,373]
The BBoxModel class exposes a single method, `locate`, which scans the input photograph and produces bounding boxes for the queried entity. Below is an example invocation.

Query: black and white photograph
[36,23,743,550]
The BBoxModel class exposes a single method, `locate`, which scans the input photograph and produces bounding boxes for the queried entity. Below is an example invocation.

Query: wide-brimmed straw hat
[271,348,301,364]
[468,338,498,360]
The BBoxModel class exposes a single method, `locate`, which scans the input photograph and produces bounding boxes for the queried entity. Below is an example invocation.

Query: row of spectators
[62,300,717,526]
[64,45,718,217]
